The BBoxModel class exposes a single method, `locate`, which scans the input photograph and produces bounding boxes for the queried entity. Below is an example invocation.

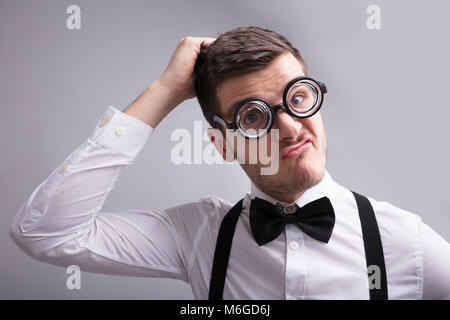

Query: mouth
[281,137,312,160]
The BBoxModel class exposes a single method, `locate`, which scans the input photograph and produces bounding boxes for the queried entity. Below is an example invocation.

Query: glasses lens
[286,79,321,117]
[236,100,271,138]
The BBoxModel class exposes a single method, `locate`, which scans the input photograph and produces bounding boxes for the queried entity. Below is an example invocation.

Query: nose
[272,104,302,144]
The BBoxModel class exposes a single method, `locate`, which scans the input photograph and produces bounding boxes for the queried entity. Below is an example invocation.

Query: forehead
[216,52,306,121]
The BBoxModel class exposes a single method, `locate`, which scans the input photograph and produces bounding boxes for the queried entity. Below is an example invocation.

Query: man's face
[214,52,328,202]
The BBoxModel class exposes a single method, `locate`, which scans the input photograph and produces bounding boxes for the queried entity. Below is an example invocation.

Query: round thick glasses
[212,76,327,139]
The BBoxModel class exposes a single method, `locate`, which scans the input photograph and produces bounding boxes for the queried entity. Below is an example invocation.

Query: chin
[241,151,326,196]
[284,156,325,190]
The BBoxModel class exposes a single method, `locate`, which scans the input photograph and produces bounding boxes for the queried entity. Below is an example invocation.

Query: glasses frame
[212,76,327,139]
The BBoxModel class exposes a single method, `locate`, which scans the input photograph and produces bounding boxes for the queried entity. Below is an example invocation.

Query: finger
[180,36,216,47]
[199,37,216,45]
[191,36,216,43]
[179,36,216,56]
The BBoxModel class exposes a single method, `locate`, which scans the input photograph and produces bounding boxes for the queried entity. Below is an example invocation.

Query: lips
[281,137,312,159]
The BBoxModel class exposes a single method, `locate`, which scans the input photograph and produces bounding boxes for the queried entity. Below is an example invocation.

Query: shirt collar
[249,169,336,209]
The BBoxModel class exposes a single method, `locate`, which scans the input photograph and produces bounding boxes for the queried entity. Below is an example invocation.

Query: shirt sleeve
[420,221,450,299]
[9,105,189,282]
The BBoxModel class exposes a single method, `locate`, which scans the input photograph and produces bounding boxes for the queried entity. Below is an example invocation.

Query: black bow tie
[249,196,335,246]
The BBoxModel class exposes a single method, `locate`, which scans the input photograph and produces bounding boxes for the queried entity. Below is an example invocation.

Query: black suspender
[351,191,388,300]
[208,199,244,300]
[208,192,388,300]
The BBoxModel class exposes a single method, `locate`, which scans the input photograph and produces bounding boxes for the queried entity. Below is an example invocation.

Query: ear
[207,128,235,162]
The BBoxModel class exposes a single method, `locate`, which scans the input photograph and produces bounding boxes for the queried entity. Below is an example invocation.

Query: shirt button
[289,241,299,250]
[284,205,296,214]
[115,127,125,136]
[99,118,109,127]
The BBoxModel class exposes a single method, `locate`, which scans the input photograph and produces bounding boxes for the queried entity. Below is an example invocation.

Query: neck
[260,188,306,204]
[251,170,326,204]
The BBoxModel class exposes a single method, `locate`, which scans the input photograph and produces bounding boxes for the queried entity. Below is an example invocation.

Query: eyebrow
[225,100,242,122]
[223,76,300,122]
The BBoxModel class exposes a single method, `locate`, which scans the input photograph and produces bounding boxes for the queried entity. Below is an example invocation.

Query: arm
[421,222,450,299]
[9,36,216,282]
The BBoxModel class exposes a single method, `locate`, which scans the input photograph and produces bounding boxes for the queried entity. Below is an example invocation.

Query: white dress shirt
[9,105,450,300]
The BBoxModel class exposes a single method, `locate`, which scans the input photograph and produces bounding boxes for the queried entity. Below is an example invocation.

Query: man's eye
[244,112,260,124]
[291,95,304,105]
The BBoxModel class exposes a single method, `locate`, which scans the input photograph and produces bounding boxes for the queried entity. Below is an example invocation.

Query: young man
[10,26,450,299]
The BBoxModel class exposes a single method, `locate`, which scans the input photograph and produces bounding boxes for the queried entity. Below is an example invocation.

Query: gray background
[1,0,449,299]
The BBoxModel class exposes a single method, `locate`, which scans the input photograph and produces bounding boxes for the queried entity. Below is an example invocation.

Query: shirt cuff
[90,105,153,159]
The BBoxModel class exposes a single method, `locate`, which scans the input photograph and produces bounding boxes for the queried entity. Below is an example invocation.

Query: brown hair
[194,26,308,127]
